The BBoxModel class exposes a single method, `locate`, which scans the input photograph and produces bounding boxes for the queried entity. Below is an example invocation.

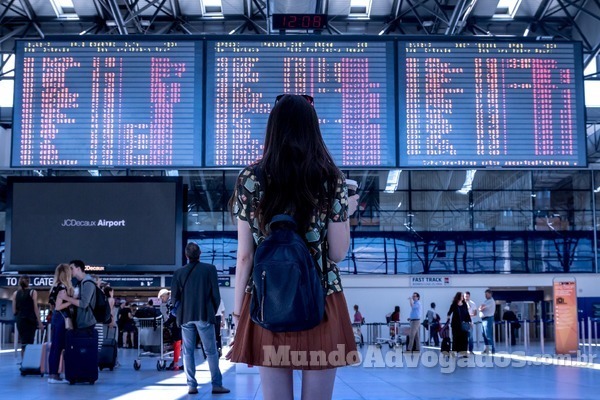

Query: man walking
[407,292,422,352]
[171,243,230,395]
[479,289,496,354]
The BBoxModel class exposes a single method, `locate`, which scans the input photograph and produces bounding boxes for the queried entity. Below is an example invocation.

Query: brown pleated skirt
[227,291,359,370]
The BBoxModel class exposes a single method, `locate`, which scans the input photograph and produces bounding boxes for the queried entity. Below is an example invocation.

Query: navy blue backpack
[250,214,326,332]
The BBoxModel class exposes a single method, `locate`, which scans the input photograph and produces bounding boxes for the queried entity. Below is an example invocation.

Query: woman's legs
[259,367,293,400]
[301,368,337,400]
[48,313,66,379]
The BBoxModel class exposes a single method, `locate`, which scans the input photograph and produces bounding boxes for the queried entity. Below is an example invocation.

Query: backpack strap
[82,279,97,314]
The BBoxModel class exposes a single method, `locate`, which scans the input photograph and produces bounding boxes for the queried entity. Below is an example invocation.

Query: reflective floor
[1,343,599,400]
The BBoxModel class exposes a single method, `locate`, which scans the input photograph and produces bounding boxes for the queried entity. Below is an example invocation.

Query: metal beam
[170,0,181,18]
[106,0,128,34]
[0,0,19,25]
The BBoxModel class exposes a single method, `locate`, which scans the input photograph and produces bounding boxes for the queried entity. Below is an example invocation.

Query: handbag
[461,321,471,332]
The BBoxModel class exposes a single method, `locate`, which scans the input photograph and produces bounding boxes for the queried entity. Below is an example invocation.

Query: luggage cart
[375,322,404,349]
[133,316,171,371]
[352,323,364,348]
[365,322,385,346]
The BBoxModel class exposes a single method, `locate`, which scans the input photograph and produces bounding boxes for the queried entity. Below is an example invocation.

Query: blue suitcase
[64,328,99,384]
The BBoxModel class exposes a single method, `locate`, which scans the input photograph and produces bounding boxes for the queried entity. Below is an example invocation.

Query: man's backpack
[84,280,112,324]
[250,214,326,332]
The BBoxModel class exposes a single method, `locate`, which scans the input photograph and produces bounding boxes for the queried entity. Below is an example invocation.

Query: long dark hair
[254,94,342,234]
[452,292,464,304]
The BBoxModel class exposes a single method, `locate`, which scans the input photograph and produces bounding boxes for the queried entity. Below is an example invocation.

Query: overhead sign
[553,278,579,355]
[101,276,161,288]
[410,276,451,287]
[1,275,54,287]
[164,275,230,288]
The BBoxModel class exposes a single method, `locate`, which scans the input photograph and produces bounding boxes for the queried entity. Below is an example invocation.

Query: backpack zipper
[260,270,266,322]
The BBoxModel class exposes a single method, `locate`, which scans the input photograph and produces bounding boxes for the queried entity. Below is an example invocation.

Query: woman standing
[47,264,74,383]
[446,292,472,356]
[229,94,359,400]
[11,275,44,360]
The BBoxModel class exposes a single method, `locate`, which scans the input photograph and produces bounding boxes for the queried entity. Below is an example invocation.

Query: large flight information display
[11,36,585,169]
[398,40,585,167]
[12,39,202,168]
[205,40,396,167]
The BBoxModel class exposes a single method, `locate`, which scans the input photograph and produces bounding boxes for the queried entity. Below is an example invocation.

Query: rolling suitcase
[441,337,452,354]
[64,328,99,384]
[99,327,118,371]
[20,329,45,376]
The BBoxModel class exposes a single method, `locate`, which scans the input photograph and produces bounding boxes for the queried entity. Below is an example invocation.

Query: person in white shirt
[464,291,478,354]
[478,289,496,354]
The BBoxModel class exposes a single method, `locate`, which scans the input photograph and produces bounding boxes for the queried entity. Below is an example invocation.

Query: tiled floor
[1,343,599,399]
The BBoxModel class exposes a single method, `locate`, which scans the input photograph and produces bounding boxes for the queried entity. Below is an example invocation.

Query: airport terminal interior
[2,0,600,398]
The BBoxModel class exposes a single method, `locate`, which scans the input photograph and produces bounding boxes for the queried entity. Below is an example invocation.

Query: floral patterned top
[233,165,349,295]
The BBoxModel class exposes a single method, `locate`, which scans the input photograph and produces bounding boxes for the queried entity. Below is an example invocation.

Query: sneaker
[188,387,199,395]
[48,378,69,384]
[212,386,231,394]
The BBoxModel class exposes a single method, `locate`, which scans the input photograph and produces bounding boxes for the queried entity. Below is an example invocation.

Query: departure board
[398,40,585,167]
[205,40,396,167]
[12,39,202,168]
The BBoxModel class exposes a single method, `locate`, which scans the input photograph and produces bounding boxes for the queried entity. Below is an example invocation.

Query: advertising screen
[5,177,183,273]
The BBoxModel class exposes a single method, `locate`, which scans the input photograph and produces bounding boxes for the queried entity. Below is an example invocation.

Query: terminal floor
[1,344,599,400]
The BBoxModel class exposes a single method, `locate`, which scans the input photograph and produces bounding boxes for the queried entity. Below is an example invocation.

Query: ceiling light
[493,0,522,20]
[349,0,372,19]
[50,0,79,20]
[201,0,223,17]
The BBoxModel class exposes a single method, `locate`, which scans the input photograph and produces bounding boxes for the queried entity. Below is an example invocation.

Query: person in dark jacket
[12,275,44,359]
[171,242,230,395]
[446,292,472,356]
[502,305,520,346]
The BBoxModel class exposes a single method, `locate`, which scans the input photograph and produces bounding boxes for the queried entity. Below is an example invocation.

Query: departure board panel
[12,39,202,168]
[398,40,585,167]
[205,40,396,167]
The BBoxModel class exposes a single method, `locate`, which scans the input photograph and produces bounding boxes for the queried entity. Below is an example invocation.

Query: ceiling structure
[0,0,599,220]
[0,1,598,62]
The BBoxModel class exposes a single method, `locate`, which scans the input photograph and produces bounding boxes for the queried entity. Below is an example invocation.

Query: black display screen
[5,177,183,273]
[12,39,202,168]
[205,39,397,167]
[398,40,586,167]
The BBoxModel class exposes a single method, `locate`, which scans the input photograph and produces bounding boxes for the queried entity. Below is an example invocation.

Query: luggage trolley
[133,316,171,371]
[375,321,404,349]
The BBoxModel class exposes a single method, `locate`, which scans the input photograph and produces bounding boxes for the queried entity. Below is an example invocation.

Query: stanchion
[523,320,529,353]
[540,319,545,354]
[588,317,593,358]
[580,319,585,351]
[504,321,509,350]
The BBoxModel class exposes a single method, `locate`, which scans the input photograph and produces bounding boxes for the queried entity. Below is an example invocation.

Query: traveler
[118,302,135,348]
[425,302,440,346]
[12,275,44,359]
[446,292,471,356]
[502,305,520,346]
[479,289,496,354]
[47,263,74,383]
[407,292,422,352]
[58,260,96,331]
[171,242,230,395]
[464,291,478,354]
[228,94,359,400]
[158,288,181,371]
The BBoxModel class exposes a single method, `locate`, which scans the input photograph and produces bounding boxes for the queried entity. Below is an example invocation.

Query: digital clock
[272,14,328,30]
